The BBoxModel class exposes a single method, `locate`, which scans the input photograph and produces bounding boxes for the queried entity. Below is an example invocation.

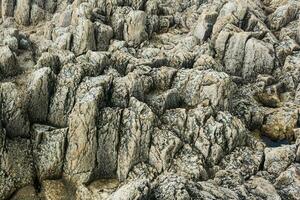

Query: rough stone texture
[0,139,34,200]
[264,145,297,176]
[14,0,31,26]
[27,67,55,123]
[118,97,155,180]
[64,76,111,184]
[1,0,300,199]
[41,180,70,200]
[0,46,18,79]
[31,124,67,181]
[96,107,122,178]
[124,10,148,46]
[0,82,30,138]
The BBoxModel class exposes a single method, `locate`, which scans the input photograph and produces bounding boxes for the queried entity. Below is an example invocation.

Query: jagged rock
[0,139,34,200]
[1,0,300,198]
[146,88,180,115]
[14,0,31,26]
[220,31,275,81]
[151,66,177,90]
[72,19,96,55]
[264,145,297,176]
[195,111,247,165]
[262,106,298,140]
[243,38,275,81]
[30,2,45,25]
[45,0,57,13]
[193,9,218,42]
[275,38,300,65]
[172,144,208,181]
[41,180,70,200]
[47,63,85,127]
[118,97,156,180]
[52,27,73,50]
[111,7,132,40]
[10,185,39,200]
[150,174,194,200]
[244,177,281,200]
[149,127,183,173]
[219,146,264,179]
[36,52,61,74]
[111,68,153,107]
[0,82,30,138]
[267,2,299,31]
[124,10,148,46]
[281,52,300,89]
[31,124,67,181]
[1,0,15,18]
[107,178,150,200]
[48,62,104,127]
[0,45,18,79]
[64,76,111,184]
[3,35,18,51]
[96,107,122,178]
[27,68,55,123]
[94,22,113,51]
[172,69,233,108]
[151,173,239,200]
[274,164,300,200]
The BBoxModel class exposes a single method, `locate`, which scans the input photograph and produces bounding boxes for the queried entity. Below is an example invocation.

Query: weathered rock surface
[1,0,300,199]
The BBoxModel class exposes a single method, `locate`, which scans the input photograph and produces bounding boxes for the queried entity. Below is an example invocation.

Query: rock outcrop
[0,0,300,199]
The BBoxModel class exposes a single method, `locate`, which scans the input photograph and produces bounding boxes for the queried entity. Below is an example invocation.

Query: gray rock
[107,178,150,200]
[47,63,86,127]
[172,144,208,181]
[30,3,45,25]
[193,9,218,42]
[264,145,297,176]
[0,139,34,200]
[172,69,233,108]
[0,82,30,138]
[27,68,55,123]
[64,76,111,184]
[118,97,155,180]
[72,19,96,55]
[268,3,299,31]
[96,107,122,178]
[149,127,182,173]
[1,0,15,18]
[275,164,300,200]
[111,68,153,107]
[94,22,113,51]
[36,52,61,74]
[124,10,148,46]
[31,124,67,181]
[245,177,281,200]
[0,45,18,79]
[48,62,103,127]
[14,0,31,26]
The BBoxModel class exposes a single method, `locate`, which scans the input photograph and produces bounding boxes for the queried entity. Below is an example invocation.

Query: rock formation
[0,0,300,199]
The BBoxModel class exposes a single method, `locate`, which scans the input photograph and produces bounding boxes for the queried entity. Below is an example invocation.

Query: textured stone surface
[0,0,300,199]
[31,124,67,181]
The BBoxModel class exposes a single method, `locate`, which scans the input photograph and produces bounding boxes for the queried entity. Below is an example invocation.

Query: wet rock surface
[0,0,300,199]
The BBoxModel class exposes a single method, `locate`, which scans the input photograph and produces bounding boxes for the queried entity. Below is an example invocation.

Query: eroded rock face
[31,124,68,181]
[1,0,300,199]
